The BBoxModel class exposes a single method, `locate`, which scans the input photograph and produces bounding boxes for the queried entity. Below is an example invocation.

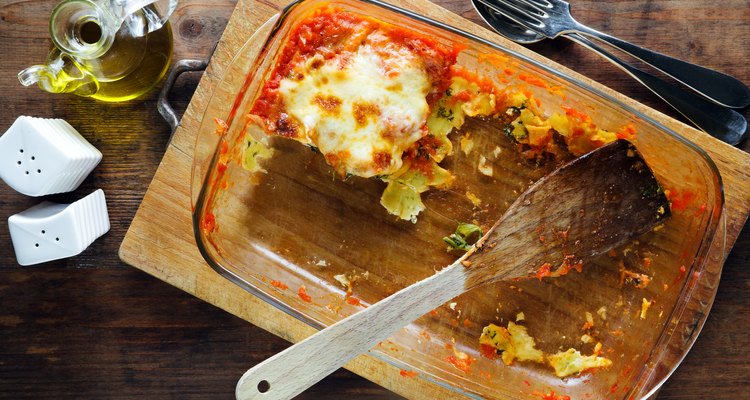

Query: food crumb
[315,259,329,267]
[465,191,482,207]
[213,117,228,135]
[325,303,341,314]
[532,390,571,400]
[479,322,544,365]
[535,263,552,280]
[460,133,474,155]
[548,348,612,378]
[581,311,594,330]
[346,296,361,306]
[673,265,687,284]
[478,155,493,176]
[493,146,502,158]
[298,286,312,302]
[620,268,652,289]
[270,280,288,290]
[333,274,351,289]
[640,298,654,319]
[447,350,475,373]
[516,312,525,322]
[399,369,418,378]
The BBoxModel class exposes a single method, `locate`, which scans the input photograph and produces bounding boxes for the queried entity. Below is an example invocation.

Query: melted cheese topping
[278,37,431,178]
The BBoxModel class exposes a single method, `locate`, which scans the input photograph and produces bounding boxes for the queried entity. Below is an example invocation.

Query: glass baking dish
[190,0,726,398]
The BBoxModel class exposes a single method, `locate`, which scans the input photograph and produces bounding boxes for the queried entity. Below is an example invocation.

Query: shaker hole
[31,156,35,160]
[257,380,270,393]
[35,243,39,248]
[37,169,41,174]
[25,171,29,175]
[19,149,24,153]
[79,21,102,44]
[17,161,21,165]
[55,237,60,241]
[41,230,46,234]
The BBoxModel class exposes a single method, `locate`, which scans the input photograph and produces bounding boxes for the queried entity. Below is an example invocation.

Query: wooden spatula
[235,139,670,400]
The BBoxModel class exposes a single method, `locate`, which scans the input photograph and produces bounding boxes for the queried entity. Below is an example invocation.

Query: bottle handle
[18,49,99,96]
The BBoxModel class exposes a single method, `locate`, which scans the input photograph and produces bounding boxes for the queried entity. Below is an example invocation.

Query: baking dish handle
[157,58,209,142]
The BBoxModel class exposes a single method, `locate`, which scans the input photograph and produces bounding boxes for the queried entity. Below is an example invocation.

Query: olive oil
[81,21,173,102]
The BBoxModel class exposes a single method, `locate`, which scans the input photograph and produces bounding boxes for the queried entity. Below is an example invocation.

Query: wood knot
[179,19,204,38]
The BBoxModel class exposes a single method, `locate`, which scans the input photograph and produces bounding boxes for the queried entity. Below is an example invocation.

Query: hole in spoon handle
[257,380,270,393]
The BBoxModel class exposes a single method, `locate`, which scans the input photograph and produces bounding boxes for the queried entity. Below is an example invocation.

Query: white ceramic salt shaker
[0,116,102,196]
[8,189,110,266]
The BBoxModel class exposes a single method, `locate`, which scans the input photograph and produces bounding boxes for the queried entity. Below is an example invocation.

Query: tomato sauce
[298,285,312,302]
[399,369,418,378]
[446,353,475,373]
[480,344,499,360]
[533,390,571,400]
[270,280,288,290]
[519,72,549,89]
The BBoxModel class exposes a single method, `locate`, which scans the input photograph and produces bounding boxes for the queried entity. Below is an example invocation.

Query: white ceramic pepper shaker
[0,116,102,196]
[8,189,110,266]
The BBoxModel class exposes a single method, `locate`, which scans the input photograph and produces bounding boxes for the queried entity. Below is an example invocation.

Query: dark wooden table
[1,0,748,398]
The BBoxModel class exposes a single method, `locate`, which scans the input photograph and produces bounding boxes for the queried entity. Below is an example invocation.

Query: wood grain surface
[1,0,749,399]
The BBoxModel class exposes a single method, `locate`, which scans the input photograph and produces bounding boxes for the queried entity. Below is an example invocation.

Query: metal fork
[474,0,747,144]
[485,0,750,109]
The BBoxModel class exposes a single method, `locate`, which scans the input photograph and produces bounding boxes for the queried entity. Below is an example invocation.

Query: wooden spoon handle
[235,260,468,400]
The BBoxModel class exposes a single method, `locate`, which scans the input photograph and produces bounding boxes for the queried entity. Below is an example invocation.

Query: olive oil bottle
[19,0,177,102]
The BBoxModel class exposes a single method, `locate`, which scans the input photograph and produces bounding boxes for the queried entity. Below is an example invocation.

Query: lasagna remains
[246,7,633,222]
[480,321,612,378]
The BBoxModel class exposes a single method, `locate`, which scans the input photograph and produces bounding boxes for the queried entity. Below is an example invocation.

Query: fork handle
[573,24,750,109]
[566,33,747,145]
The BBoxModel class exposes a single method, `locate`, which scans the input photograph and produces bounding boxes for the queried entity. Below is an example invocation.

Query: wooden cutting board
[119,0,750,398]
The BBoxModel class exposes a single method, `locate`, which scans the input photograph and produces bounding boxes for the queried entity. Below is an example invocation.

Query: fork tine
[476,0,545,30]
[507,0,548,15]
[523,0,553,9]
